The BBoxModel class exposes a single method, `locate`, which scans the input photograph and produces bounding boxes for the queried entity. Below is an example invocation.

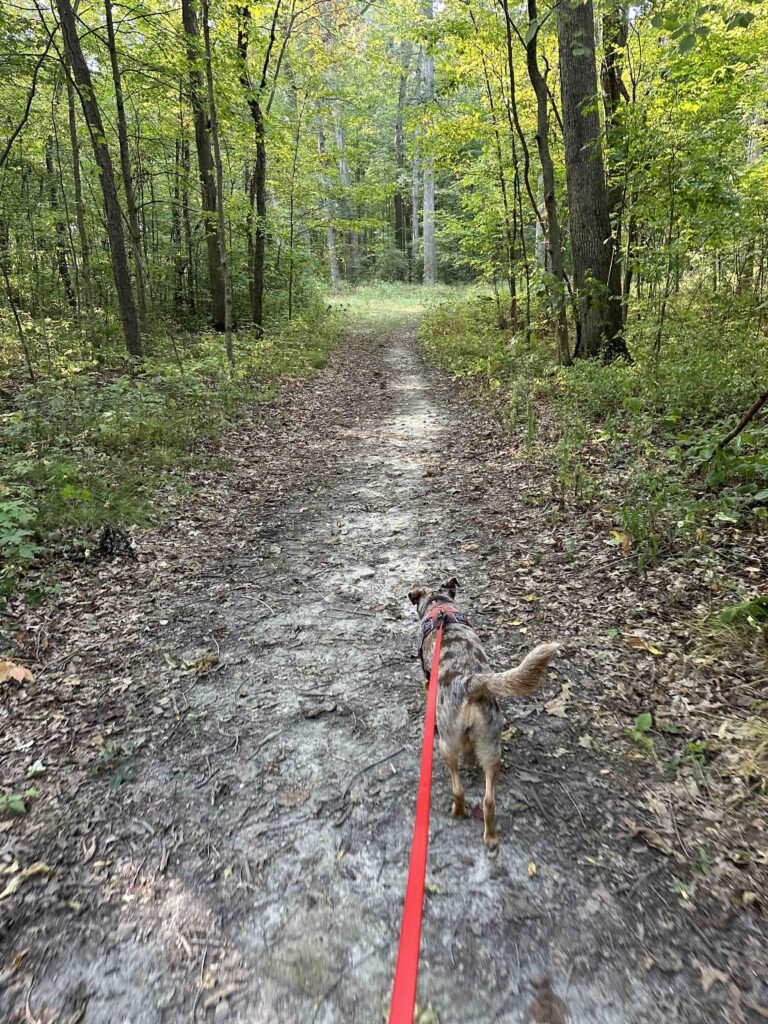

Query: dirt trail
[1,322,766,1023]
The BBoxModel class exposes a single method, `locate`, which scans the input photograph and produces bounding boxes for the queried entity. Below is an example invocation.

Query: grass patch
[329,281,480,327]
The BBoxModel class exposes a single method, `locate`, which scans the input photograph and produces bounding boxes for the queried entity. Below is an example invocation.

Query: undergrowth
[420,290,768,614]
[0,307,342,601]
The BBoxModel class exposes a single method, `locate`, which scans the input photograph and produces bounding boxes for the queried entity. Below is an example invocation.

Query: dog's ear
[440,577,459,597]
[408,586,427,606]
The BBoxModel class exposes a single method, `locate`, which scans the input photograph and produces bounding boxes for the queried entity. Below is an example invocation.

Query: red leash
[389,615,445,1023]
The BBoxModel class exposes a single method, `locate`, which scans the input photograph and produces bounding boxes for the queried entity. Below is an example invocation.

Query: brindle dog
[409,577,559,853]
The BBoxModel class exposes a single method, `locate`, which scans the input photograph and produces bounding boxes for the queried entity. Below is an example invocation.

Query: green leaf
[650,12,664,28]
[678,33,697,53]
[726,11,755,29]
[524,18,540,45]
[635,712,653,733]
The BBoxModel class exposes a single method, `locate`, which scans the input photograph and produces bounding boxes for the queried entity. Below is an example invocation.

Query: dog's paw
[484,836,500,857]
[451,798,466,819]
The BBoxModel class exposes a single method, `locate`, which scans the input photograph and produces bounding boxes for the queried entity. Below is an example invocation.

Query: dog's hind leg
[481,757,501,851]
[439,740,466,818]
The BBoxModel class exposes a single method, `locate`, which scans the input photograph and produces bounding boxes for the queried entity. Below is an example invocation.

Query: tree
[201,0,234,361]
[181,0,226,331]
[557,0,627,359]
[519,0,571,363]
[56,0,142,357]
[421,0,436,285]
[104,0,147,324]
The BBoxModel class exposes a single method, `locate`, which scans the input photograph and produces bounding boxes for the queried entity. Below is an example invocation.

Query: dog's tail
[466,642,560,700]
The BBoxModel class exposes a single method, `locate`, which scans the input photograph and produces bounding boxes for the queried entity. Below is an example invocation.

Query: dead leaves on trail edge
[0,659,33,684]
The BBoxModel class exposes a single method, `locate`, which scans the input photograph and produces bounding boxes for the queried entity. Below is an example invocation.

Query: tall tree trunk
[180,131,196,312]
[237,3,281,332]
[317,113,340,291]
[478,52,516,325]
[394,46,412,277]
[45,135,76,310]
[104,0,147,323]
[65,61,94,330]
[181,0,225,330]
[601,1,629,312]
[421,1,436,285]
[557,0,626,359]
[57,0,142,357]
[201,0,233,361]
[521,0,570,363]
[411,138,420,281]
[333,102,361,281]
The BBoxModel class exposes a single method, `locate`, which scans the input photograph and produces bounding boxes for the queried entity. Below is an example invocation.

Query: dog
[409,577,559,852]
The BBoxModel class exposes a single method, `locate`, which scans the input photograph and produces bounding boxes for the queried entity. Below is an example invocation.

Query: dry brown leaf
[545,682,572,718]
[621,817,682,861]
[0,660,33,684]
[202,983,245,1010]
[692,957,729,994]
[0,861,53,900]
[8,947,30,974]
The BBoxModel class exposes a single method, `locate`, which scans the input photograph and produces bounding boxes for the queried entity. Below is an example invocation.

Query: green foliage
[421,292,768,570]
[626,712,656,754]
[0,787,37,817]
[0,309,342,599]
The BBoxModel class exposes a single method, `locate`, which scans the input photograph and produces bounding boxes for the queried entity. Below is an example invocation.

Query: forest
[1,0,767,1020]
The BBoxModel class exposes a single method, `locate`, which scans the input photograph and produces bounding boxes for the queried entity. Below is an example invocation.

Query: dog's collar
[419,603,470,648]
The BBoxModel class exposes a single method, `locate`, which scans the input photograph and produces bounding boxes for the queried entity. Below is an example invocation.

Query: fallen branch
[708,388,768,460]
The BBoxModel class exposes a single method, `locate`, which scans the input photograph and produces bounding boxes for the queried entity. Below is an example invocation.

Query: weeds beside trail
[0,308,343,601]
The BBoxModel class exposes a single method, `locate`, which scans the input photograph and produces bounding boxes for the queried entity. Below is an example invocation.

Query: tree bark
[411,138,420,281]
[65,61,94,330]
[201,0,233,362]
[317,113,340,291]
[45,135,76,310]
[557,0,626,359]
[57,0,142,357]
[333,102,361,281]
[104,0,147,323]
[421,1,436,285]
[394,46,412,277]
[522,0,570,364]
[181,0,225,330]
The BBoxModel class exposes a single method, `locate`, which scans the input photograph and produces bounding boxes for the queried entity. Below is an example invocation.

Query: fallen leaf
[202,983,245,1010]
[0,861,53,900]
[527,861,537,877]
[622,633,663,656]
[692,957,729,994]
[7,947,30,974]
[0,660,33,684]
[425,882,447,895]
[622,818,682,861]
[545,682,573,717]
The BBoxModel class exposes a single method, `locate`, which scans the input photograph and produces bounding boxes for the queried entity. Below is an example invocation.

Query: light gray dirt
[1,324,765,1024]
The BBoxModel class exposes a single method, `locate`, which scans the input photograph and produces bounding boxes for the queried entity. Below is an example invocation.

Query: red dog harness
[418,603,470,674]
